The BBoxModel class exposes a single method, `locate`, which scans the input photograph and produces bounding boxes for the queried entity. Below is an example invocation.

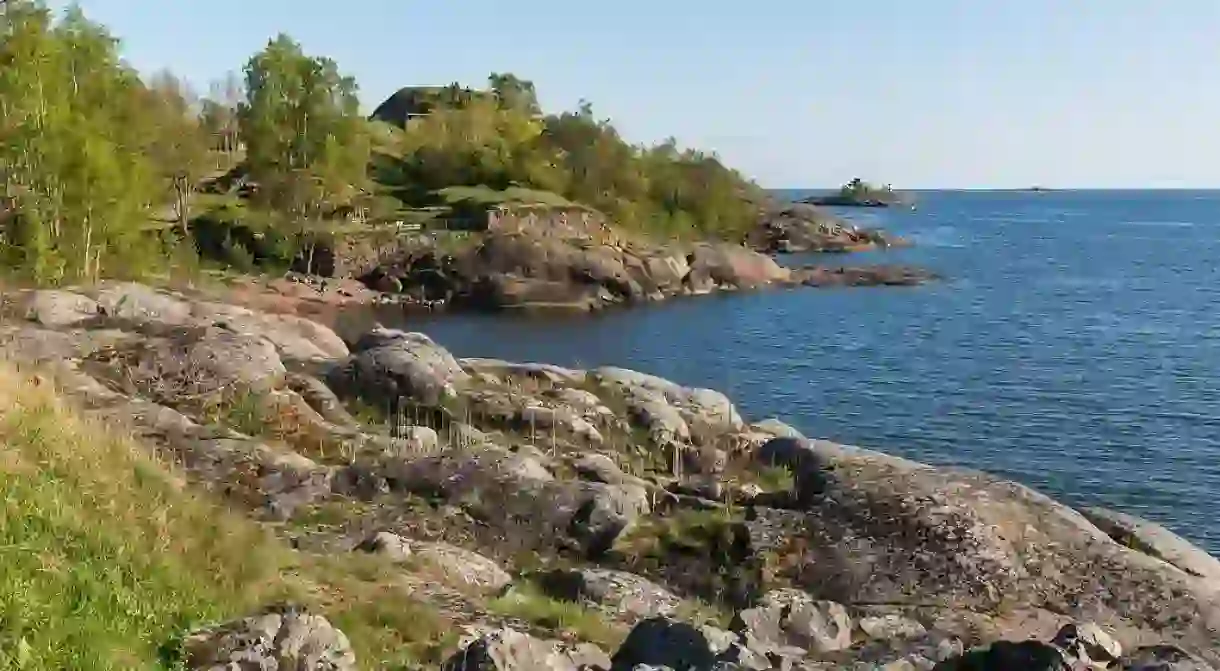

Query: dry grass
[0,365,452,670]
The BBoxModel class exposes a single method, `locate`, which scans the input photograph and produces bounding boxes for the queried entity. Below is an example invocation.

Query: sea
[363,190,1220,553]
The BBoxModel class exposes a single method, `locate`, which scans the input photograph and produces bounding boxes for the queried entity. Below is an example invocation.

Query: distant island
[799,178,914,208]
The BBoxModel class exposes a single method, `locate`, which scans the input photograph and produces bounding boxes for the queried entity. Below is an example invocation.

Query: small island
[800,177,913,208]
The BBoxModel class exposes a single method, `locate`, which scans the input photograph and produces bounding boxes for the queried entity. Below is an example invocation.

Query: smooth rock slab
[23,289,100,326]
[1082,507,1220,581]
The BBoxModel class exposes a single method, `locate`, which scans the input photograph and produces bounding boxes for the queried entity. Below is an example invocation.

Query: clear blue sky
[56,1,1220,189]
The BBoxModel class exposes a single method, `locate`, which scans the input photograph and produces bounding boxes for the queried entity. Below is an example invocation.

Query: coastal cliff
[4,282,1218,669]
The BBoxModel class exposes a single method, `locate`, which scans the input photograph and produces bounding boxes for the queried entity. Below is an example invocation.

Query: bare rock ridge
[5,282,1218,670]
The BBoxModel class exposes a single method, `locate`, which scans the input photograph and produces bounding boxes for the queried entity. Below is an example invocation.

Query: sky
[51,1,1220,189]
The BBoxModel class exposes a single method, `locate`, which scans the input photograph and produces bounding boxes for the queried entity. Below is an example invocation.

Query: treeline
[0,1,765,284]
[375,79,766,239]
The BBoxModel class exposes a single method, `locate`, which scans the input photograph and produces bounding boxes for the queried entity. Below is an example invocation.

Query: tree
[0,1,163,282]
[142,69,211,234]
[239,34,371,272]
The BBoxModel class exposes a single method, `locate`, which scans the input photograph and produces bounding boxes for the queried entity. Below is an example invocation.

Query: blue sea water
[390,190,1220,552]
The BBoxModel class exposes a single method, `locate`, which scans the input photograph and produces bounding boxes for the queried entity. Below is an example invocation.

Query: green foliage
[0,2,170,284]
[488,583,625,649]
[373,74,765,240]
[239,35,371,228]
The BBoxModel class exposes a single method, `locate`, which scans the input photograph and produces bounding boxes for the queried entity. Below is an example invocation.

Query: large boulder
[594,367,743,435]
[118,329,287,402]
[195,302,349,361]
[23,289,100,326]
[537,568,683,619]
[444,626,611,671]
[373,445,649,556]
[687,243,790,290]
[327,329,468,407]
[610,617,719,671]
[183,605,356,671]
[413,542,513,592]
[95,282,193,326]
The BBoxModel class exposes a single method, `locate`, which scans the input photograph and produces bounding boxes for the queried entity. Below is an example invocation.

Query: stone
[1051,623,1122,669]
[23,289,100,326]
[356,531,412,562]
[858,614,929,640]
[197,302,349,361]
[413,542,512,592]
[574,453,630,484]
[286,373,358,427]
[1082,507,1220,581]
[444,626,610,671]
[394,426,440,456]
[328,329,468,407]
[538,568,683,619]
[127,330,287,401]
[594,366,743,433]
[183,605,356,671]
[734,589,852,655]
[95,282,193,326]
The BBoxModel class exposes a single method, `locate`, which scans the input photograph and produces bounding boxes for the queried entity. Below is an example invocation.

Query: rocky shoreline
[5,282,1216,670]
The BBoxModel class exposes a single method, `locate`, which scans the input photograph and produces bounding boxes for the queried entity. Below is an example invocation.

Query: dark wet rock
[792,265,939,288]
[1082,507,1220,581]
[537,568,683,619]
[611,617,718,671]
[183,605,356,671]
[933,639,1071,671]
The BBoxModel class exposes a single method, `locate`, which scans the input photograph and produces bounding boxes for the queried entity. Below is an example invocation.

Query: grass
[0,365,454,670]
[749,464,796,493]
[488,582,625,650]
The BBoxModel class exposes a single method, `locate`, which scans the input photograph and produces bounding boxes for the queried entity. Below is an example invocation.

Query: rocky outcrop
[354,228,936,314]
[184,605,356,671]
[326,328,468,408]
[749,203,909,254]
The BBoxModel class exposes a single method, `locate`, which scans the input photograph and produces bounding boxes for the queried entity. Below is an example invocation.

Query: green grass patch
[488,583,624,650]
